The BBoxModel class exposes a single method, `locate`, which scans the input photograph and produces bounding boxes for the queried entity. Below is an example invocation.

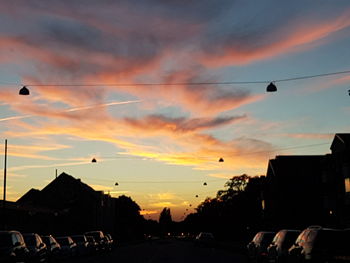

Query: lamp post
[2,139,7,229]
[3,139,7,207]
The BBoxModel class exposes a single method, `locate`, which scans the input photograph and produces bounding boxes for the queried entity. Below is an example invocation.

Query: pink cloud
[198,10,350,67]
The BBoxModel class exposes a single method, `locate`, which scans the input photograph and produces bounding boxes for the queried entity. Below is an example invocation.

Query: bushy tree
[188,175,265,241]
[114,195,144,241]
[159,207,173,235]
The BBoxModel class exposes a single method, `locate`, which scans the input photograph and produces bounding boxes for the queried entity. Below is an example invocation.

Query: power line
[2,70,350,87]
[90,142,330,161]
[236,142,330,157]
[83,177,225,184]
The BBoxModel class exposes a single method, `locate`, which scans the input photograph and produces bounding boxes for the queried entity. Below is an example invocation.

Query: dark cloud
[0,0,349,109]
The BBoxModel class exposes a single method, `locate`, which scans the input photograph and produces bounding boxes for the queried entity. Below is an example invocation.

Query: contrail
[0,115,33,122]
[0,100,142,122]
[65,100,142,112]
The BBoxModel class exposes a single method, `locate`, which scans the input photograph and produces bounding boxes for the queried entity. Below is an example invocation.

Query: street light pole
[3,139,7,208]
[2,139,7,230]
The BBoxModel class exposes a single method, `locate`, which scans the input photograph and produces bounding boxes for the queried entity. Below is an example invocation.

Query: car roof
[0,230,21,234]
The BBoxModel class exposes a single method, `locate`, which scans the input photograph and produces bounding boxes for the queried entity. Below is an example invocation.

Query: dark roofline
[41,172,96,194]
[331,133,350,152]
[267,154,326,178]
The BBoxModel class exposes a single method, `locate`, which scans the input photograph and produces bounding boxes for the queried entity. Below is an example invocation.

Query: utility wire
[90,142,330,161]
[83,177,225,184]
[2,70,350,87]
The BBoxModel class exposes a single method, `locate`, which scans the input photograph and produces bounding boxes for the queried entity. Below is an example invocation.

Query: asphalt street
[65,239,248,263]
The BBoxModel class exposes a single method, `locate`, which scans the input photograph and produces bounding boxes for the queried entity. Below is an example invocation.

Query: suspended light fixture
[218,157,224,162]
[19,86,30,95]
[203,182,207,186]
[195,195,198,198]
[91,158,97,163]
[115,182,119,186]
[266,82,277,92]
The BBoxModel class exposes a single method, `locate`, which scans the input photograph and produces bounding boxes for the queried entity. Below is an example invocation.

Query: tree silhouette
[187,175,264,241]
[216,174,249,200]
[159,207,173,235]
[114,195,144,241]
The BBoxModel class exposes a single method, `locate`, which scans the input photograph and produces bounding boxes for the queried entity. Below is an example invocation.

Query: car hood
[0,246,11,253]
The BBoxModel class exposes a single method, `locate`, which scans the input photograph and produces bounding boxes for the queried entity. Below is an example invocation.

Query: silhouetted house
[16,172,115,235]
[262,133,350,229]
[0,200,57,233]
[330,133,350,225]
[263,155,342,229]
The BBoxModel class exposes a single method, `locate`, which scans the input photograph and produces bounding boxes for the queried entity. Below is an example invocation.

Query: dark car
[105,234,114,250]
[84,231,107,251]
[55,236,77,258]
[0,230,29,263]
[41,235,61,262]
[288,226,350,263]
[194,232,215,247]
[85,236,98,254]
[103,234,113,251]
[247,231,276,262]
[70,235,89,256]
[22,233,48,263]
[267,229,301,263]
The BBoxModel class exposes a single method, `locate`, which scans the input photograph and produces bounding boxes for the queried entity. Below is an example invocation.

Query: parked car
[194,232,215,247]
[41,235,61,262]
[288,226,350,263]
[22,233,48,263]
[55,236,77,258]
[247,231,276,262]
[0,230,29,263]
[85,236,98,254]
[70,235,89,256]
[267,229,301,263]
[103,234,113,251]
[84,231,107,251]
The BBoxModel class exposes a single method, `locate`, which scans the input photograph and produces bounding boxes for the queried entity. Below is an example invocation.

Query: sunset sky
[1,0,350,221]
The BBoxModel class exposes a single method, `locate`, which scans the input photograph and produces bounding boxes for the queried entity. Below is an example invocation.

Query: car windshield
[23,235,36,246]
[72,236,85,242]
[57,238,69,246]
[0,234,12,247]
[86,232,102,240]
[86,236,95,242]
[262,233,275,242]
[314,230,344,249]
[284,231,300,246]
[272,232,282,244]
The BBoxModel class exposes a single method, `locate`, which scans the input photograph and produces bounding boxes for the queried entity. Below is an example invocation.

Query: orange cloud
[0,143,70,160]
[140,210,158,215]
[3,106,274,174]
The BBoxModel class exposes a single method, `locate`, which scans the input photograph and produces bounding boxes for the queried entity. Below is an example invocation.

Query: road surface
[66,239,248,263]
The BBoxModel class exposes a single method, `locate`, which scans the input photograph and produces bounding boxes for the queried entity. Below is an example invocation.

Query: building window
[345,178,350,193]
